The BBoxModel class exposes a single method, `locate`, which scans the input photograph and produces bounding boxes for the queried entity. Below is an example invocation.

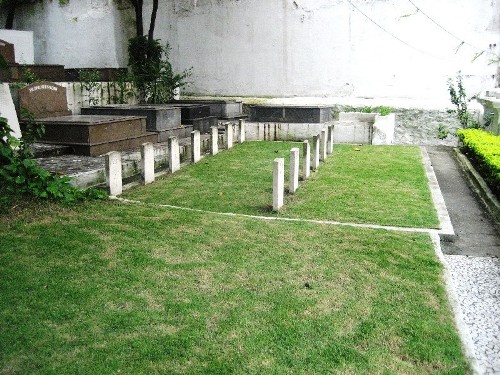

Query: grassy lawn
[123,142,439,228]
[1,200,467,374]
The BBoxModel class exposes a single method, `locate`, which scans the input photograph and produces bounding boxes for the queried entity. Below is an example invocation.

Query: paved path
[426,146,500,375]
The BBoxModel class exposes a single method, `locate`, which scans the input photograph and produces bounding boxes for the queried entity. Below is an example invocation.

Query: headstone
[210,126,219,155]
[273,158,285,211]
[225,123,233,149]
[303,140,311,179]
[0,83,21,139]
[105,151,122,196]
[191,130,201,163]
[239,119,246,143]
[321,129,328,161]
[312,134,320,170]
[168,136,180,173]
[290,148,299,194]
[328,124,334,153]
[18,81,71,119]
[141,142,155,185]
[0,39,16,64]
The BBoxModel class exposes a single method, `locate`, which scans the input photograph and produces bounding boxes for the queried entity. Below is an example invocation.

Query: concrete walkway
[426,146,500,375]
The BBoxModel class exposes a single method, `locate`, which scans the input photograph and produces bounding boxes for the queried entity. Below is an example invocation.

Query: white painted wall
[1,0,498,102]
[7,0,134,68]
[151,0,499,101]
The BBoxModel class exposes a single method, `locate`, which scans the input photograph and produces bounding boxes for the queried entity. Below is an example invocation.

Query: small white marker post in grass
[290,148,299,194]
[303,140,311,179]
[328,124,334,154]
[141,142,155,185]
[105,151,122,196]
[168,136,180,173]
[225,123,234,149]
[210,126,219,155]
[273,158,285,211]
[191,130,201,163]
[312,134,320,170]
[321,128,328,161]
[239,119,246,143]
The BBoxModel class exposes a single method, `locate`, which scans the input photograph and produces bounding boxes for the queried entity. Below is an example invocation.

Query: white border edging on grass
[430,233,482,375]
[112,197,447,235]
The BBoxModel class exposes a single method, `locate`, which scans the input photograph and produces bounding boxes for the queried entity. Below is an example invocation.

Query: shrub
[0,116,107,207]
[457,128,500,196]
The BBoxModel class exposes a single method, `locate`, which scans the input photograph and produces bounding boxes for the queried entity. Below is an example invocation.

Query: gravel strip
[444,255,500,374]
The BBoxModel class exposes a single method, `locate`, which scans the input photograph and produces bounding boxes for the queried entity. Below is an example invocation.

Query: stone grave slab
[81,104,181,131]
[0,83,21,139]
[18,82,157,156]
[170,99,244,119]
[249,105,332,123]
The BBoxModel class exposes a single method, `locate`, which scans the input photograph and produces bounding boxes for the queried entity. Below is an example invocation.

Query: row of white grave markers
[105,120,246,196]
[273,124,334,211]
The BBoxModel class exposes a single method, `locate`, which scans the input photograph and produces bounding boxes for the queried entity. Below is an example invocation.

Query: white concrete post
[328,124,334,154]
[312,134,320,170]
[105,151,122,196]
[210,126,219,155]
[141,142,155,185]
[273,158,285,211]
[225,123,234,149]
[303,140,311,179]
[321,128,328,161]
[239,119,246,143]
[168,136,180,173]
[191,130,201,163]
[290,148,299,194]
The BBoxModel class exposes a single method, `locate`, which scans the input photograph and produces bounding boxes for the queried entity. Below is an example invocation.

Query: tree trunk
[147,0,159,41]
[132,0,144,36]
[4,1,16,30]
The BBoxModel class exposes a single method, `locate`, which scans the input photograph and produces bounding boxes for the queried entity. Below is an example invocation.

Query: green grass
[0,200,467,374]
[124,142,439,228]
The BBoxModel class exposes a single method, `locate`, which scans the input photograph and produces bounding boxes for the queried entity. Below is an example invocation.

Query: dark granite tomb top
[248,105,332,123]
[34,115,146,125]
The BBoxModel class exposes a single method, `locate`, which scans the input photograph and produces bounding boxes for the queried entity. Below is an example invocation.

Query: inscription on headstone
[18,81,71,119]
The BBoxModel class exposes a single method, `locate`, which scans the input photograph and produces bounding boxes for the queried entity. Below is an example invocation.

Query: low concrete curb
[453,148,500,230]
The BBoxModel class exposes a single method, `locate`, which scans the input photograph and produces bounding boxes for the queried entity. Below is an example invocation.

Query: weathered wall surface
[2,0,499,102]
[4,0,135,68]
[150,0,499,101]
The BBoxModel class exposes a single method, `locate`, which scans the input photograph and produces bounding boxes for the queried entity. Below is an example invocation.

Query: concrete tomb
[312,134,320,170]
[170,99,245,120]
[81,104,183,142]
[18,82,156,156]
[249,105,332,123]
[210,126,219,155]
